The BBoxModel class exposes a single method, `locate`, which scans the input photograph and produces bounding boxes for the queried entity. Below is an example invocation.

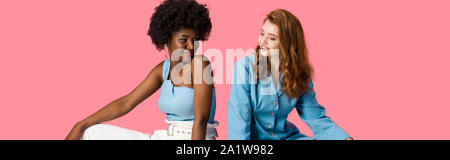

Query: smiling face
[258,20,280,56]
[167,28,199,60]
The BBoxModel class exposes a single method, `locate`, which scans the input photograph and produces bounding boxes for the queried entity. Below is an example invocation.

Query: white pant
[81,120,219,140]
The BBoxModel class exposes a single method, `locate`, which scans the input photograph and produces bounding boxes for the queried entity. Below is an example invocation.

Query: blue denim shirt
[227,54,350,140]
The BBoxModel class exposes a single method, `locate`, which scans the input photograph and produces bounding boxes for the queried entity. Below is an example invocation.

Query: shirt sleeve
[295,80,351,140]
[227,58,252,140]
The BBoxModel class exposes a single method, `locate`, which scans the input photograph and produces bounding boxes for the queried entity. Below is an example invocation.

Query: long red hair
[254,9,313,98]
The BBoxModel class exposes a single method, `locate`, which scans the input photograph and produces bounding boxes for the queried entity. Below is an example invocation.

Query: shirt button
[269,112,274,116]
[268,124,272,128]
[273,101,278,106]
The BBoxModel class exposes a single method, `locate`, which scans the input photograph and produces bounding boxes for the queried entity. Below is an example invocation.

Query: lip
[182,50,194,56]
[259,45,269,50]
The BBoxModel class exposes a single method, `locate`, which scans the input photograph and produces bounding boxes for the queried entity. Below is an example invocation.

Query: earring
[164,45,168,59]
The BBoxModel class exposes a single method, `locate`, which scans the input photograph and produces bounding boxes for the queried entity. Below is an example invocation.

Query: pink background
[1,0,450,140]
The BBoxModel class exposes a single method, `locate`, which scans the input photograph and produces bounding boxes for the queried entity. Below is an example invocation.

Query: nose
[186,40,194,51]
[185,41,195,55]
[259,36,268,46]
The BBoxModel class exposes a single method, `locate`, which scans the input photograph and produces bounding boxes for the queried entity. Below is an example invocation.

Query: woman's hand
[65,122,86,140]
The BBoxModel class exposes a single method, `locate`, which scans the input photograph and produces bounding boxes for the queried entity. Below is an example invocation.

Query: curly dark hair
[147,0,212,51]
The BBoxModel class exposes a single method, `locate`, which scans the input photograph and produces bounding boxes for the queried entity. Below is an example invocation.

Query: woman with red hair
[228,9,352,140]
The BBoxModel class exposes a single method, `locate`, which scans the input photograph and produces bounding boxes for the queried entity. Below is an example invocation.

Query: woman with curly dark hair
[227,9,352,140]
[65,0,217,140]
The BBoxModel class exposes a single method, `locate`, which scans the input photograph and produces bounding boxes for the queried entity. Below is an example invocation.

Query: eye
[270,37,276,41]
[260,32,265,36]
[179,39,187,43]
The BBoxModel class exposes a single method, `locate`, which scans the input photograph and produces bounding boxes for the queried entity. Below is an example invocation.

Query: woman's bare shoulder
[151,60,166,81]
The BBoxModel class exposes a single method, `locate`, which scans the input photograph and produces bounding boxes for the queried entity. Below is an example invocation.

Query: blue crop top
[157,59,217,123]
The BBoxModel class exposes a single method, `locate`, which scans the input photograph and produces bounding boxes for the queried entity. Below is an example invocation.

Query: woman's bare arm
[75,61,164,131]
[191,56,214,140]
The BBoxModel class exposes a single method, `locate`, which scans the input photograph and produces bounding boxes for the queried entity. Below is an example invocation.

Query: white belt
[165,119,219,139]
